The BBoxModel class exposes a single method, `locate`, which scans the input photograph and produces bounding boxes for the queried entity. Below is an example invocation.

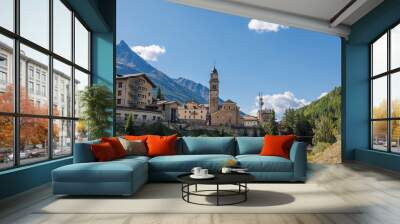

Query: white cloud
[250,91,310,120]
[248,19,289,33]
[318,92,328,99]
[131,45,166,61]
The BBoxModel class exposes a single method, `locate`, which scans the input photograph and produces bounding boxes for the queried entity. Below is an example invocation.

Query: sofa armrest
[73,140,100,163]
[289,141,307,181]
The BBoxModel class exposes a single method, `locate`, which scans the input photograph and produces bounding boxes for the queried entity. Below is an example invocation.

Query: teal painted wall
[343,42,369,160]
[0,158,72,199]
[0,0,115,200]
[92,32,115,135]
[344,0,400,171]
[355,149,400,172]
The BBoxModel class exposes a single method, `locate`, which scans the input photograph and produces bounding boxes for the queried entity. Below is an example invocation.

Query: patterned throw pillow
[118,137,147,156]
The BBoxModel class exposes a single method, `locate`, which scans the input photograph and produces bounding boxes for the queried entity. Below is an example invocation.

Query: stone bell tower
[209,66,219,114]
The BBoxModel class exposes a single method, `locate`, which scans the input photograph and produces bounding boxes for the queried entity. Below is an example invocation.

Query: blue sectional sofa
[52,137,307,196]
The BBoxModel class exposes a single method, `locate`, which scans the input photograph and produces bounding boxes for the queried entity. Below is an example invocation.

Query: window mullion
[71,10,76,154]
[48,0,54,160]
[0,0,87,170]
[13,0,20,167]
[388,30,391,152]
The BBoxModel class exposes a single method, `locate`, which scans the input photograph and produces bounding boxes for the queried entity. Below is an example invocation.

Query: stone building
[258,109,275,123]
[242,115,259,127]
[147,100,179,122]
[116,73,180,124]
[116,107,163,124]
[211,99,241,126]
[0,40,75,153]
[177,101,208,124]
[116,73,155,109]
[208,67,241,126]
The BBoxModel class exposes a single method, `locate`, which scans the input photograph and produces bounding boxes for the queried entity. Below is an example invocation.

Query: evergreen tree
[277,108,313,140]
[156,86,165,100]
[279,108,297,134]
[124,114,135,135]
[243,128,248,136]
[313,115,336,144]
[295,112,313,137]
[79,84,113,139]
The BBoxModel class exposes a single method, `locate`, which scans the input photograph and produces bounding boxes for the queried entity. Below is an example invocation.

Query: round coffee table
[177,173,255,206]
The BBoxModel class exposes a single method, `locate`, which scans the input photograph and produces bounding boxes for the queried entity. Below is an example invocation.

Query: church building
[208,67,241,126]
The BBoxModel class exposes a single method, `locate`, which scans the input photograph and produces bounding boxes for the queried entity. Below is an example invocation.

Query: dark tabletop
[177,172,255,185]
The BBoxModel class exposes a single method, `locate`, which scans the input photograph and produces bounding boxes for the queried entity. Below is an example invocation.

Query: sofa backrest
[235,137,264,155]
[180,137,235,155]
[73,139,100,163]
[73,137,271,161]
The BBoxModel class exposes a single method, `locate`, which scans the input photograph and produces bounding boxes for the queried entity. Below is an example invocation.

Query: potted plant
[79,84,113,140]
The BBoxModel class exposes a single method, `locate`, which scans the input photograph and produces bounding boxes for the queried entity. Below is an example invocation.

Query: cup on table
[221,167,232,174]
[199,169,208,176]
[191,167,202,176]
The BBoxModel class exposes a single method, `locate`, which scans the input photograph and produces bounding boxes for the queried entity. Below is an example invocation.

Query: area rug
[37,183,361,214]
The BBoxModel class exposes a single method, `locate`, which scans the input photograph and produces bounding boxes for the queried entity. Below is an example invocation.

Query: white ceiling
[169,0,384,38]
[228,0,352,22]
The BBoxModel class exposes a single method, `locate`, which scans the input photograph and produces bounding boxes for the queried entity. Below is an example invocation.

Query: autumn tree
[372,100,388,141]
[0,85,13,150]
[0,85,58,151]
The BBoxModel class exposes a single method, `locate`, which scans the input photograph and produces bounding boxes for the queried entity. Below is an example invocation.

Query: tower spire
[258,92,264,121]
[209,63,219,114]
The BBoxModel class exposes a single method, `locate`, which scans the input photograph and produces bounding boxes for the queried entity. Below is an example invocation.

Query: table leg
[195,184,198,192]
[181,184,183,199]
[217,184,219,206]
[187,184,190,202]
[245,183,247,201]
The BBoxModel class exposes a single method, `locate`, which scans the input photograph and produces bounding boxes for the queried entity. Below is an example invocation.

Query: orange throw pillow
[91,142,117,162]
[260,135,296,159]
[146,135,177,157]
[101,137,126,158]
[124,135,148,141]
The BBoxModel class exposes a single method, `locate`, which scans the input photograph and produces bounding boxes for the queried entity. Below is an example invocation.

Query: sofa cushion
[53,158,147,183]
[101,137,127,158]
[181,137,235,155]
[236,137,263,155]
[118,138,147,156]
[116,155,150,163]
[236,155,293,172]
[147,135,177,157]
[91,142,118,162]
[149,154,235,172]
[260,135,296,159]
[124,135,148,142]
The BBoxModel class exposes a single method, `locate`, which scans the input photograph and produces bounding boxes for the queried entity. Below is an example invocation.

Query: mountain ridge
[116,40,225,105]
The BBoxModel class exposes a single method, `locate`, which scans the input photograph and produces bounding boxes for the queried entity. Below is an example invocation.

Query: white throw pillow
[118,137,147,156]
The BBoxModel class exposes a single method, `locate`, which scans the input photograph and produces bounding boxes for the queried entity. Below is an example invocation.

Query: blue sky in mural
[117,0,340,116]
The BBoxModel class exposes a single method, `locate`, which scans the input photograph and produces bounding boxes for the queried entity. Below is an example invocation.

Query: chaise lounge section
[52,137,307,196]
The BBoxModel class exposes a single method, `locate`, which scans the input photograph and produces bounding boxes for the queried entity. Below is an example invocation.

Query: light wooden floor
[1,162,400,224]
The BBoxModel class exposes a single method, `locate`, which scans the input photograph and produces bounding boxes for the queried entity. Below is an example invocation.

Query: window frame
[370,21,400,154]
[0,0,92,171]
